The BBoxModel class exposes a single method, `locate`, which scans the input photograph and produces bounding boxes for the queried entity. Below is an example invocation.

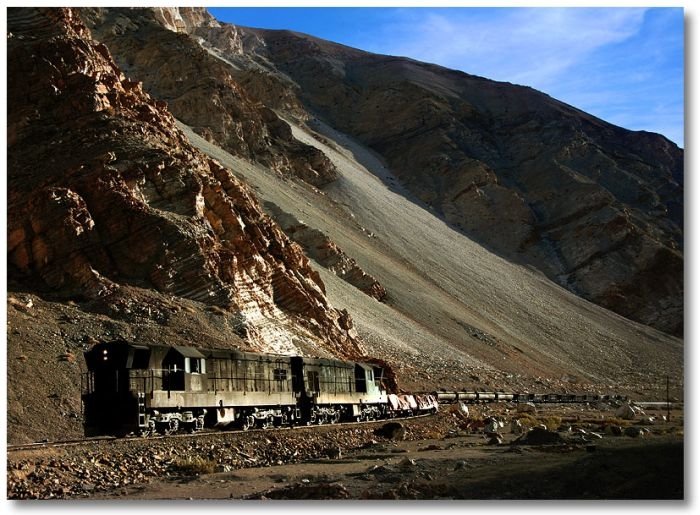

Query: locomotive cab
[162,346,207,392]
[354,364,384,396]
[82,341,151,436]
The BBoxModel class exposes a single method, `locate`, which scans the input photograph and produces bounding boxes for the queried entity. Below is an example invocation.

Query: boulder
[484,418,500,433]
[517,402,537,414]
[513,427,565,445]
[624,426,644,438]
[604,425,623,436]
[375,422,406,441]
[510,419,523,434]
[616,402,644,420]
[487,434,503,445]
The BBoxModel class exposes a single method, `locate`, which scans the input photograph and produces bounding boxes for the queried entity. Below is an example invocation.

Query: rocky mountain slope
[80,7,338,188]
[6,7,366,442]
[6,7,683,444]
[137,8,683,337]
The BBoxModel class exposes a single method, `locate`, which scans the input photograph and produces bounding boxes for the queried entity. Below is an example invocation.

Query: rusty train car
[82,341,438,436]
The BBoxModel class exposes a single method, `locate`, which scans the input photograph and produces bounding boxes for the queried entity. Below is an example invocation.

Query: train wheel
[331,411,340,424]
[167,418,179,435]
[190,417,204,433]
[242,415,254,431]
[139,419,155,437]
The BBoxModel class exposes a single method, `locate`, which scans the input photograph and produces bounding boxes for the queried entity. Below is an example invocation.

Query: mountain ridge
[230,16,683,336]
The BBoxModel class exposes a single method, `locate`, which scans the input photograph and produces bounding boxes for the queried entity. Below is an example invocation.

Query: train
[433,390,627,404]
[81,341,439,437]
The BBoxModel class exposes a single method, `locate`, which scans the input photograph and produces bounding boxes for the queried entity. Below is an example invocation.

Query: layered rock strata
[80,7,338,188]
[7,7,362,358]
[265,204,387,301]
[250,30,683,336]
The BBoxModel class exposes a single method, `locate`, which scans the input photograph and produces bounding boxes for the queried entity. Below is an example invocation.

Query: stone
[510,419,524,434]
[513,427,565,445]
[375,422,406,441]
[484,418,500,433]
[398,457,417,469]
[616,403,643,420]
[624,426,644,438]
[487,434,503,445]
[517,402,537,414]
[604,425,623,436]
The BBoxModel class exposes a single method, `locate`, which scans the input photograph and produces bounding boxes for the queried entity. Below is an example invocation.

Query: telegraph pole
[666,375,671,422]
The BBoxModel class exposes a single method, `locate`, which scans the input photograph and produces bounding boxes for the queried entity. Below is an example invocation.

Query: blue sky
[208,7,684,148]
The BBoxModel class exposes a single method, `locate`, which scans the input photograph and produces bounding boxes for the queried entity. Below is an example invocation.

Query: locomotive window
[130,348,150,369]
[189,358,204,374]
[307,371,320,392]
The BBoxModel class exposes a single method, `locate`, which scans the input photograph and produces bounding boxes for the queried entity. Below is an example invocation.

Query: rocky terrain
[264,202,387,301]
[7,402,684,499]
[138,8,683,337]
[6,5,684,455]
[80,7,339,188]
[6,7,370,442]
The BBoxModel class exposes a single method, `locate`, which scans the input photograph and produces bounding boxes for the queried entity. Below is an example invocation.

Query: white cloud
[365,8,647,91]
[357,7,683,146]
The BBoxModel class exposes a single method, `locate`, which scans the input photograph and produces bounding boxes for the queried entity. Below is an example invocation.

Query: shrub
[538,416,562,431]
[515,413,538,428]
[170,456,217,476]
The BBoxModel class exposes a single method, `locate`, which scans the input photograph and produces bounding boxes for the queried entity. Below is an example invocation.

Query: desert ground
[7,401,683,500]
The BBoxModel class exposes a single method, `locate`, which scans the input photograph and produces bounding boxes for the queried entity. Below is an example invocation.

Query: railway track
[7,412,433,453]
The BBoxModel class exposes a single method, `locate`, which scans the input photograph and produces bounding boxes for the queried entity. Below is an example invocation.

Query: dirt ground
[7,403,684,500]
[87,431,684,500]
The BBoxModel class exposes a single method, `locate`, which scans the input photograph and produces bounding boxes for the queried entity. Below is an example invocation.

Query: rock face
[266,203,387,301]
[164,13,682,336]
[7,7,362,358]
[80,7,338,188]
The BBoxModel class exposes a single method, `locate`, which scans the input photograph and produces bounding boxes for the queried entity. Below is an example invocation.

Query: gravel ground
[7,403,684,500]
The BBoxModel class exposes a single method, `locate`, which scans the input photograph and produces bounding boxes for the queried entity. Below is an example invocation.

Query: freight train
[432,391,626,404]
[81,341,439,437]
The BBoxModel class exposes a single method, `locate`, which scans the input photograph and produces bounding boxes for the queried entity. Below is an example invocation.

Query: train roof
[171,345,206,359]
[83,342,378,370]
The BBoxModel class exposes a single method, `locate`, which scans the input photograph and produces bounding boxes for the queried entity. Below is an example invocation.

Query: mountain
[6,7,363,443]
[86,7,683,336]
[6,7,682,444]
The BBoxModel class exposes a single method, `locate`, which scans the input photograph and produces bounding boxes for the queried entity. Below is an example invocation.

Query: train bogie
[477,392,496,402]
[495,392,514,402]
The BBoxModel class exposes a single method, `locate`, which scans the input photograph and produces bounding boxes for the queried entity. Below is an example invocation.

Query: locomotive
[81,341,438,437]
